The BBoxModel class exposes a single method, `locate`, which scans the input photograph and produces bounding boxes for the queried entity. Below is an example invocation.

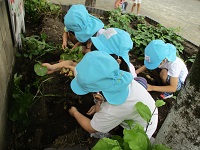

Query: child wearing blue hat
[67,51,158,139]
[136,39,188,99]
[62,4,104,49]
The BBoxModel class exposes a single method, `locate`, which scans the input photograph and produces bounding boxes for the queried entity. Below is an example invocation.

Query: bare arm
[147,76,178,92]
[62,32,68,49]
[135,65,147,74]
[72,42,82,50]
[42,60,76,74]
[69,106,96,133]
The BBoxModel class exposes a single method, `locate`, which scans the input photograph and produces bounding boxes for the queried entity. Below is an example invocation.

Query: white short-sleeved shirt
[159,57,188,83]
[133,0,142,4]
[90,79,158,138]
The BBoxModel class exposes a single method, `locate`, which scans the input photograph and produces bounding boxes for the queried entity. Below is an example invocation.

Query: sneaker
[160,92,173,99]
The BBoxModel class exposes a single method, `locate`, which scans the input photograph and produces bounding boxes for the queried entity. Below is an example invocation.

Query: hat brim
[102,70,133,105]
[103,86,129,105]
[75,15,104,42]
[70,78,89,95]
[144,60,161,70]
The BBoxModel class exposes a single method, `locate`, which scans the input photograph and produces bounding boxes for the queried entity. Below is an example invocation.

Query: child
[62,4,104,49]
[131,0,142,15]
[114,0,128,13]
[68,51,158,139]
[136,39,188,99]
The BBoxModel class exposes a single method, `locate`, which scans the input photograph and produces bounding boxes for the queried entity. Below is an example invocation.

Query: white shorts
[133,0,142,4]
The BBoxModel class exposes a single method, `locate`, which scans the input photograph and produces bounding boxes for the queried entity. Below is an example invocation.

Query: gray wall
[0,0,16,149]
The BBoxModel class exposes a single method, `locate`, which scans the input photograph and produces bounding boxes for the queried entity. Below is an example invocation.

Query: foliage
[105,9,184,59]
[24,0,61,22]
[9,73,34,126]
[92,101,171,150]
[132,24,184,58]
[105,8,135,34]
[60,46,84,62]
[185,54,197,63]
[17,34,56,60]
[9,73,53,127]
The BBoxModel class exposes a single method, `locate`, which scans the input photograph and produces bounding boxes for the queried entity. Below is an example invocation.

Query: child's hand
[62,42,67,50]
[42,63,54,74]
[87,105,96,115]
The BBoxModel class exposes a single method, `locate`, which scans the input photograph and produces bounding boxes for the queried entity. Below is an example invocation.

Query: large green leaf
[34,63,48,76]
[92,138,122,150]
[135,102,152,122]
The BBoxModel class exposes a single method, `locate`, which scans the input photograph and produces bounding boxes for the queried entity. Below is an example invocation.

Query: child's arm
[135,65,147,74]
[62,32,68,49]
[71,42,82,50]
[42,60,76,74]
[147,76,178,92]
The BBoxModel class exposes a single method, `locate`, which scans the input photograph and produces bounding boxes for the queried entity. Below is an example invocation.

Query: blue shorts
[166,75,183,91]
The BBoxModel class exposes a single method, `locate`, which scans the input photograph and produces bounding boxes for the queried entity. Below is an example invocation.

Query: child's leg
[159,69,168,85]
[131,3,136,13]
[137,3,141,15]
[123,2,128,11]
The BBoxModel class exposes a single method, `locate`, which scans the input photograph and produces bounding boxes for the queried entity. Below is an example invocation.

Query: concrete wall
[0,0,16,149]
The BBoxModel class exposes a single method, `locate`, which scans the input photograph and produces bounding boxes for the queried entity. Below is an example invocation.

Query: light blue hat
[70,51,133,105]
[64,4,104,42]
[144,39,176,70]
[91,28,133,67]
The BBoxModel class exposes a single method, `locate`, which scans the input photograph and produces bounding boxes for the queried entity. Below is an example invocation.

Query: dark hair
[69,31,75,35]
[110,54,130,72]
[90,43,98,51]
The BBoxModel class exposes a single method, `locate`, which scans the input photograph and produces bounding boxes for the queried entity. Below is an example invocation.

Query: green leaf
[135,102,152,122]
[155,100,166,107]
[92,138,122,150]
[34,63,48,76]
[124,119,134,128]
[123,128,148,150]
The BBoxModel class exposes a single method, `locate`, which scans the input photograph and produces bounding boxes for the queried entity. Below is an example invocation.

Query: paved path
[49,0,200,46]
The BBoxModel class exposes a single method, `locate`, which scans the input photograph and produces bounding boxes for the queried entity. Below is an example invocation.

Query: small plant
[9,73,34,126]
[92,100,171,150]
[60,46,84,62]
[185,54,197,63]
[24,0,61,22]
[17,34,56,60]
[105,8,135,34]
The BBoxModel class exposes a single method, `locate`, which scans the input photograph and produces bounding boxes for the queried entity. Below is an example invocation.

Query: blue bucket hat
[144,39,176,70]
[91,28,133,67]
[70,51,133,105]
[64,4,104,42]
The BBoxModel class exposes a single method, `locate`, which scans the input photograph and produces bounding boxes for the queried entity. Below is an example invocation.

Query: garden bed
[6,5,199,150]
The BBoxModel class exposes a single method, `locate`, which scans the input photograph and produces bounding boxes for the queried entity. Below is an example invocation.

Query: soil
[6,10,198,150]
